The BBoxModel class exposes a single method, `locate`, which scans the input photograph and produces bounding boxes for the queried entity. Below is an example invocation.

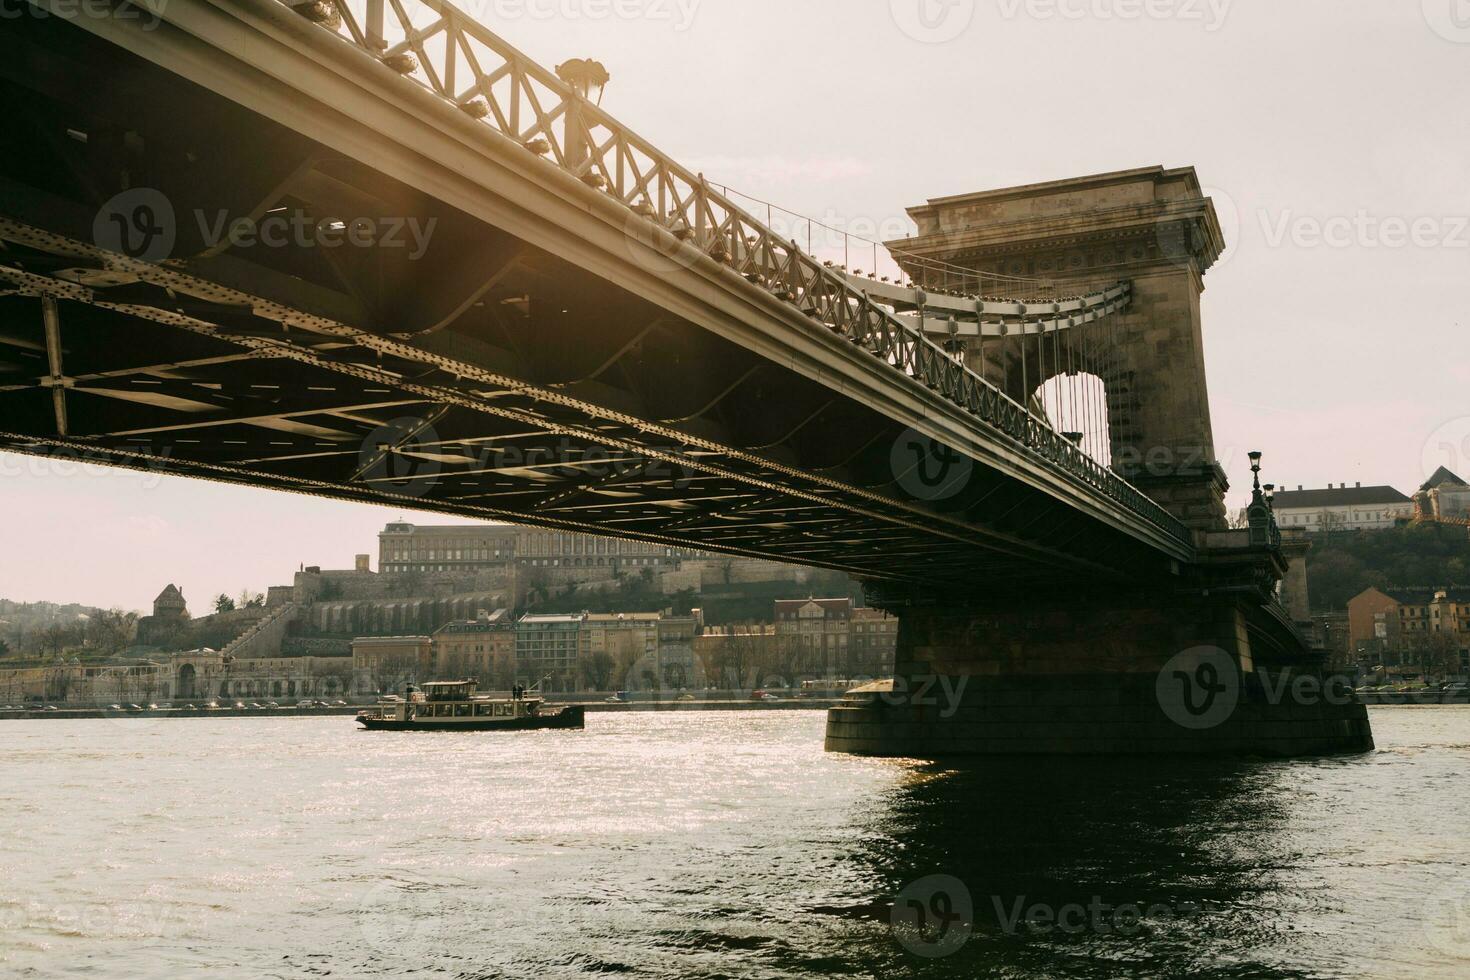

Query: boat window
[455,704,470,717]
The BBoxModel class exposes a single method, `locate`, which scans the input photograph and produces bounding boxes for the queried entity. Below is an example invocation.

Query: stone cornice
[894,197,1225,272]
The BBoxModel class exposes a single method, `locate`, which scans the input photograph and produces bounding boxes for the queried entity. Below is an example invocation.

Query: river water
[2,707,1468,978]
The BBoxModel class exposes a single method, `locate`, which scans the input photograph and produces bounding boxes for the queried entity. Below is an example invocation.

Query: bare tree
[87,609,137,657]
[583,651,616,690]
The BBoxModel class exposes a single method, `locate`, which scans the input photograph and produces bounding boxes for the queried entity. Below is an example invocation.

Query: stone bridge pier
[826,520,1373,757]
[825,168,1374,757]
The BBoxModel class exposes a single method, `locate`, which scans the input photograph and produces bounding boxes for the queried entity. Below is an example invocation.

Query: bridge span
[0,0,1371,756]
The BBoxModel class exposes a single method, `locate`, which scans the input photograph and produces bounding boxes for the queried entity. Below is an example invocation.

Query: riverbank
[0,699,842,720]
[1357,690,1470,705]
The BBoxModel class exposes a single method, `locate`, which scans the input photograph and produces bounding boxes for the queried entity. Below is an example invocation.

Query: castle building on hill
[136,584,190,645]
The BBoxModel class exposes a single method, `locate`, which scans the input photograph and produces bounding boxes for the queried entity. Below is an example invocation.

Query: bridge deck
[0,0,1194,592]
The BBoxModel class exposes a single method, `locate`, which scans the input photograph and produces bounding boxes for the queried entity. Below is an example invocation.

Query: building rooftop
[1421,467,1468,491]
[850,608,894,621]
[1380,587,1470,605]
[1271,485,1411,509]
[382,522,516,535]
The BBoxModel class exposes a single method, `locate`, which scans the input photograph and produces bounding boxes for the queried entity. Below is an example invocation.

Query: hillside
[1305,524,1470,612]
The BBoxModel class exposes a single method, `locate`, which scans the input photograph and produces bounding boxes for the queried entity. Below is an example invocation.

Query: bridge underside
[0,12,1185,592]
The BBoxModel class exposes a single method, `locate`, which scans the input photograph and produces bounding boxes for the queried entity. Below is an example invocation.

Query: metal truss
[272,0,1188,547]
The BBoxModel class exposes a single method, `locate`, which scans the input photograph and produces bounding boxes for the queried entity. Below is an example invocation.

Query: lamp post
[556,58,610,177]
[556,58,610,104]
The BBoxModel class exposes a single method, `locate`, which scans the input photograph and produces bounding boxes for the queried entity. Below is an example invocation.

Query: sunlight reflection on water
[1,708,1467,978]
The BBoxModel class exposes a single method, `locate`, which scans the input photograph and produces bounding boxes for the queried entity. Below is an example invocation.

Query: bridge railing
[282,0,1190,546]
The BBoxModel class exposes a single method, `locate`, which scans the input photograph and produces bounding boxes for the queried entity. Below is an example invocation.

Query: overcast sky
[3,0,1467,611]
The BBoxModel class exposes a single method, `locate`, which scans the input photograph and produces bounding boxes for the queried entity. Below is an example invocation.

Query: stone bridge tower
[891,166,1229,531]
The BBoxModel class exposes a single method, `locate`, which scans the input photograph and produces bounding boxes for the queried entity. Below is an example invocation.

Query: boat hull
[358,705,585,732]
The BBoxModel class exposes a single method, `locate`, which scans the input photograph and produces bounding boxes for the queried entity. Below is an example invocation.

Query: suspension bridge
[0,0,1372,755]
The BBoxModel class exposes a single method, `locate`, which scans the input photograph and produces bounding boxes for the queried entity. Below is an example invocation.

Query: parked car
[330,700,347,706]
[605,695,625,704]
[313,700,332,707]
[232,701,247,709]
[41,705,58,711]
[125,704,143,712]
[297,700,315,708]
[677,693,696,702]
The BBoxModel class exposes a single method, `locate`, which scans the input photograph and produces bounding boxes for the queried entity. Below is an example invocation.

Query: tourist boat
[356,680,585,732]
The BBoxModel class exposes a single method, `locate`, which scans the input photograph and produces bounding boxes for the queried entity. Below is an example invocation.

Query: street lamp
[1249,450,1263,493]
[556,58,610,105]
